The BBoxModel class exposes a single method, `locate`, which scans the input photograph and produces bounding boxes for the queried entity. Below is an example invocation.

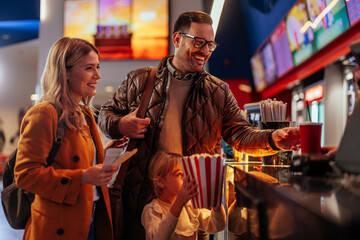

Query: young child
[141,151,226,240]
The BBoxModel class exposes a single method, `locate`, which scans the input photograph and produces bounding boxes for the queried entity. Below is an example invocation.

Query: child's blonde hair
[149,151,183,197]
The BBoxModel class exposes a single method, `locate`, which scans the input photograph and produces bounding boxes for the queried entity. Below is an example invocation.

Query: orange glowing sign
[305,84,324,103]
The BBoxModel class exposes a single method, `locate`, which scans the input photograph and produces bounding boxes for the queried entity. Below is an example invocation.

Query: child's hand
[211,206,222,212]
[170,176,198,218]
[177,176,198,206]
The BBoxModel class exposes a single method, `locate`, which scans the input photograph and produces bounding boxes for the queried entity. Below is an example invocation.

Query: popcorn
[180,154,225,209]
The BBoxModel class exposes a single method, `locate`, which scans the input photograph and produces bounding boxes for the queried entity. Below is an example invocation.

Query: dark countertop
[226,161,360,240]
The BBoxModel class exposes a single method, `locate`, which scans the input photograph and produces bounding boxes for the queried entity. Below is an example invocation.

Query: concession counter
[224,160,360,240]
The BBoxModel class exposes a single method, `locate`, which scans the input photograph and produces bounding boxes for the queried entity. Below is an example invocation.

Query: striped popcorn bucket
[180,154,225,209]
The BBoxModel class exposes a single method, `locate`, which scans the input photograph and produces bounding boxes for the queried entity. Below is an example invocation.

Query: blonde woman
[141,152,226,240]
[14,37,118,240]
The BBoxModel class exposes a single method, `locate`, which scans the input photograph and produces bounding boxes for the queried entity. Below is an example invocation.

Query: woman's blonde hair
[149,151,183,197]
[38,37,99,132]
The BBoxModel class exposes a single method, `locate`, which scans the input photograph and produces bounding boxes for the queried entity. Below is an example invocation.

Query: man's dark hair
[173,11,213,34]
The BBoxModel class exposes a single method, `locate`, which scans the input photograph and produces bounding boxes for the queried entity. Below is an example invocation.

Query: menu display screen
[345,0,360,26]
[64,0,97,44]
[99,0,130,26]
[250,52,267,92]
[261,42,277,85]
[270,20,294,77]
[286,0,315,66]
[250,0,358,92]
[64,0,169,60]
[305,0,350,51]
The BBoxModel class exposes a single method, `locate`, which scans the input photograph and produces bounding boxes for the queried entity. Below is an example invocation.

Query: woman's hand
[82,164,118,186]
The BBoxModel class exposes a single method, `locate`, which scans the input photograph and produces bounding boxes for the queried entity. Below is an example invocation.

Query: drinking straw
[259,99,288,121]
[306,100,312,122]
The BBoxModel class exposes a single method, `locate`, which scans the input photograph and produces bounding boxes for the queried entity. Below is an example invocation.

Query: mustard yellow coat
[15,102,113,240]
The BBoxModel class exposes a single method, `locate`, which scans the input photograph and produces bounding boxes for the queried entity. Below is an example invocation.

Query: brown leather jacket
[98,56,277,215]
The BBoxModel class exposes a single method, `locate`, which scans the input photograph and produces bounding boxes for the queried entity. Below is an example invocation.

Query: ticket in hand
[104,148,137,166]
[112,148,138,166]
[105,148,138,188]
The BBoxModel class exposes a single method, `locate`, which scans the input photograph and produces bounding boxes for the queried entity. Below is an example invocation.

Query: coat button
[73,155,80,162]
[61,178,69,185]
[57,228,64,235]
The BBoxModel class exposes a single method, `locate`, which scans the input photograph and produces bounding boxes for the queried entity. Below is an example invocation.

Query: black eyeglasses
[179,32,218,52]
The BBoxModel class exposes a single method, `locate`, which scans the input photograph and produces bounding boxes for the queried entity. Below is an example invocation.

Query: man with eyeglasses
[99,11,300,240]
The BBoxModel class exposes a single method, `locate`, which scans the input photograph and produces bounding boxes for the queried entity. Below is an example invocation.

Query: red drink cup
[299,122,323,155]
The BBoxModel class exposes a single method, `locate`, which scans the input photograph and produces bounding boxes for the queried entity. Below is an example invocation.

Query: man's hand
[272,127,300,151]
[118,108,151,139]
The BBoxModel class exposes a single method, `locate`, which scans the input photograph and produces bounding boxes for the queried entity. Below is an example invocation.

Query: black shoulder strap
[45,102,65,166]
[112,67,156,189]
[127,67,156,151]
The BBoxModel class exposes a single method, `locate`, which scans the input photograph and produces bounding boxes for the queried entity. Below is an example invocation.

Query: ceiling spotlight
[30,94,39,101]
[104,86,114,93]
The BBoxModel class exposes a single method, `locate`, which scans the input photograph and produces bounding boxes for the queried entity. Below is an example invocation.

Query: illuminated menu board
[64,0,169,60]
[261,42,277,85]
[345,0,360,26]
[270,20,294,77]
[305,0,350,51]
[63,0,97,43]
[250,0,358,92]
[286,0,315,66]
[250,52,267,92]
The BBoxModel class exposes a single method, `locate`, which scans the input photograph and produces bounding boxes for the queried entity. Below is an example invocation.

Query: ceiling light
[40,0,47,21]
[30,94,39,101]
[238,84,252,93]
[104,86,114,93]
[211,0,225,36]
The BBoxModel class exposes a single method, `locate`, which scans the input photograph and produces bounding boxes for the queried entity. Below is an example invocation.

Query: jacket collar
[157,55,207,85]
[166,57,198,81]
